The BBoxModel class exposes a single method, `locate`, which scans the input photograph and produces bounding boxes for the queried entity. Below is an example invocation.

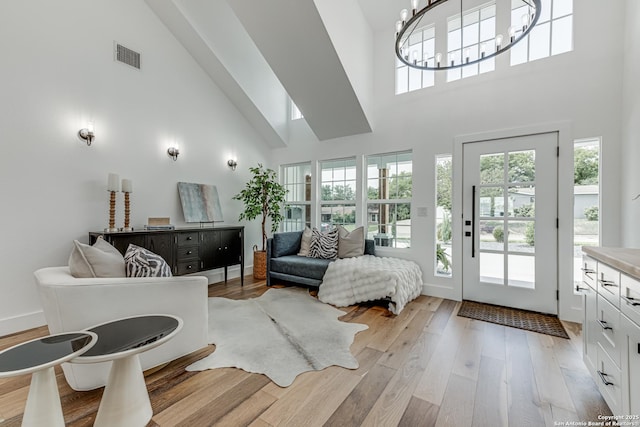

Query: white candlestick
[122,179,133,193]
[107,173,120,192]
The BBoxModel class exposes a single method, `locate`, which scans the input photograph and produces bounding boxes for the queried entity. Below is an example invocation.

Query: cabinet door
[623,315,640,415]
[582,283,598,376]
[220,229,242,266]
[146,233,173,265]
[200,230,220,270]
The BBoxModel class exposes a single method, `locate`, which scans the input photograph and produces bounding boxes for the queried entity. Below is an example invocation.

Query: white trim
[0,311,46,337]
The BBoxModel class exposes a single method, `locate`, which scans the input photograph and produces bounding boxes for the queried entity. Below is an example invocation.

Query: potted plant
[233,164,288,279]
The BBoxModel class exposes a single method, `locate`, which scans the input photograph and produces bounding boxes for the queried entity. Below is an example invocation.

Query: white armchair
[34,266,209,391]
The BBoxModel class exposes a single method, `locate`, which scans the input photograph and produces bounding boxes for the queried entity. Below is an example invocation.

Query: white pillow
[338,226,365,258]
[297,227,313,256]
[68,238,126,278]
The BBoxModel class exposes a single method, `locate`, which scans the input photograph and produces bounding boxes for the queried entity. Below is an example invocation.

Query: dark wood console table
[89,226,244,285]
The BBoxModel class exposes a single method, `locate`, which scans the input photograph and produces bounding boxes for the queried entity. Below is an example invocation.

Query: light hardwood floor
[0,276,612,426]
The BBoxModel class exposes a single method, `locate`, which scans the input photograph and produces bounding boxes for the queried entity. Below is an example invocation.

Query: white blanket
[318,255,423,315]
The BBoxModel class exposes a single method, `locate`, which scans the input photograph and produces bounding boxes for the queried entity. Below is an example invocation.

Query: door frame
[450,121,582,322]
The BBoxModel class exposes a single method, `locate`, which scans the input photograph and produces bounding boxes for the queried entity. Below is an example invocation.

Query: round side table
[73,314,182,427]
[0,331,97,427]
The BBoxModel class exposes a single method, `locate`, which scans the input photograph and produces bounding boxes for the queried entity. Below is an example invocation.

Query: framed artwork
[177,182,224,223]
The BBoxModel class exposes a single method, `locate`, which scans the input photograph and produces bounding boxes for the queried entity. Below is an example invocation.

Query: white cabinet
[582,248,640,416]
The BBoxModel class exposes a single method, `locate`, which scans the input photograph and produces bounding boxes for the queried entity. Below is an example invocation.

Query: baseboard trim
[0,311,46,338]
[422,283,461,301]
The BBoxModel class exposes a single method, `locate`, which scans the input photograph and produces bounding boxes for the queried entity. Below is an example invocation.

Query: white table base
[22,367,65,427]
[94,354,152,427]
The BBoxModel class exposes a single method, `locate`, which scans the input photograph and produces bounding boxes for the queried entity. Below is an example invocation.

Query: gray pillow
[308,228,338,260]
[338,226,365,258]
[69,238,126,278]
[297,227,313,256]
[124,244,172,277]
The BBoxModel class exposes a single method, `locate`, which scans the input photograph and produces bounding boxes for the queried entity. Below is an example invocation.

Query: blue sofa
[266,230,375,287]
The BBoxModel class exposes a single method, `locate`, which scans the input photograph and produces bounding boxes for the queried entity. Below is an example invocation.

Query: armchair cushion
[68,238,125,278]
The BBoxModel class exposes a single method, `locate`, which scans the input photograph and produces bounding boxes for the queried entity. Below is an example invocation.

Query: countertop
[582,246,640,280]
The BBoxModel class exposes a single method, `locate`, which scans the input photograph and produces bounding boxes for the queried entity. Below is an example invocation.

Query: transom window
[396,26,436,95]
[447,3,496,82]
[366,151,412,248]
[510,0,573,66]
[320,158,357,231]
[281,163,311,232]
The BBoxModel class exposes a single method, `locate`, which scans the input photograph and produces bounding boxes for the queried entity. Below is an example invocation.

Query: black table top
[81,315,180,357]
[0,333,95,373]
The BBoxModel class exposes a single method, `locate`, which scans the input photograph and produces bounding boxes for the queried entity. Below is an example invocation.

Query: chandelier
[395,0,541,70]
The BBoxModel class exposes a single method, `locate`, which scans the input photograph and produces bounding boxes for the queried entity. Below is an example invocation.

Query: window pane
[508,186,535,218]
[553,0,573,18]
[436,155,453,277]
[508,150,535,183]
[539,0,552,22]
[396,66,408,94]
[480,16,496,42]
[510,35,528,65]
[480,220,504,251]
[507,220,535,253]
[551,15,573,55]
[480,252,504,284]
[409,67,422,92]
[507,254,535,288]
[529,21,551,61]
[480,187,505,217]
[480,153,504,184]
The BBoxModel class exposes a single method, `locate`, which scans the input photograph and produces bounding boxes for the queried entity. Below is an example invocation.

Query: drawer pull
[638,343,640,355]
[581,267,595,274]
[598,279,618,287]
[622,296,640,307]
[575,285,588,292]
[186,236,193,241]
[186,250,193,255]
[187,265,192,269]
[597,319,613,330]
[597,370,614,386]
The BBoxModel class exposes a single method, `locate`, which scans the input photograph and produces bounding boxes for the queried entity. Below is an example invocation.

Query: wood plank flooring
[0,276,612,426]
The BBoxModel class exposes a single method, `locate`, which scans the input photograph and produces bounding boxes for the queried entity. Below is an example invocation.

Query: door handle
[471,185,476,258]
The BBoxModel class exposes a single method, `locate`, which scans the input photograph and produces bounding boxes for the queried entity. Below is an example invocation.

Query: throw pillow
[297,227,313,256]
[308,228,339,260]
[69,238,126,278]
[337,226,365,258]
[124,244,173,277]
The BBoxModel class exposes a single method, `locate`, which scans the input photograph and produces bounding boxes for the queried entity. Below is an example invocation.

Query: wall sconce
[227,159,238,171]
[78,121,95,146]
[167,146,180,161]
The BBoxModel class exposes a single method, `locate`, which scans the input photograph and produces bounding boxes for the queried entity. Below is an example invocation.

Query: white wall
[271,0,625,321]
[621,0,640,248]
[0,0,271,335]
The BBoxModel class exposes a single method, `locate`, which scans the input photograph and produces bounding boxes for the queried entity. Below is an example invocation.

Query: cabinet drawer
[598,263,621,309]
[596,345,623,415]
[176,232,199,247]
[597,294,621,368]
[582,255,598,289]
[175,246,198,261]
[177,260,200,275]
[621,274,640,327]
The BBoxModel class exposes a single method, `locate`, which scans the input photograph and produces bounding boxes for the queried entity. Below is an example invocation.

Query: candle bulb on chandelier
[495,34,503,50]
[464,48,470,64]
[521,14,530,31]
[400,9,408,25]
[435,52,442,68]
[412,51,418,65]
[395,20,402,36]
[480,42,487,58]
[411,0,419,16]
[509,26,516,43]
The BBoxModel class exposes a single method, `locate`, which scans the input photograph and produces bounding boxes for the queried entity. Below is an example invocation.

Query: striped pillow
[308,228,339,260]
[124,244,172,277]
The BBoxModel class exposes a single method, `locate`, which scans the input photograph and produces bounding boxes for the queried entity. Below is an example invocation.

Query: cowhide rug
[185,287,368,387]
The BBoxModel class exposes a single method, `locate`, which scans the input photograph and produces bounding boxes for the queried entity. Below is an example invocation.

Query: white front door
[462,133,558,314]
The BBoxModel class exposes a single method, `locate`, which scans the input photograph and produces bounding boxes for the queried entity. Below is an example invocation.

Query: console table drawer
[582,255,598,289]
[177,260,199,275]
[621,274,640,326]
[597,294,621,368]
[597,345,623,415]
[598,263,621,309]
[176,232,199,247]
[175,247,198,261]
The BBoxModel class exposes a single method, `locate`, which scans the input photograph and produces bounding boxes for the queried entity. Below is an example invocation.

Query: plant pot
[253,250,267,280]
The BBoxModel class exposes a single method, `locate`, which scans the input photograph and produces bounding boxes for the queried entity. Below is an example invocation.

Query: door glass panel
[508,150,535,183]
[479,187,505,217]
[480,153,505,184]
[507,220,535,253]
[480,252,504,285]
[480,220,504,251]
[507,254,535,288]
[508,186,535,217]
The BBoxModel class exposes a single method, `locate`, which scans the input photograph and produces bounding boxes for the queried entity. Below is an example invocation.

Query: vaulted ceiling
[146,0,386,146]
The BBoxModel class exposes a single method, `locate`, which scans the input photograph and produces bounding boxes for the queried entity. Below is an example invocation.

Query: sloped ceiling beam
[228,0,372,141]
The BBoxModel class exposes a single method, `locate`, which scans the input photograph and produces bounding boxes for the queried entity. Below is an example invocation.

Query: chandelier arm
[395,0,541,71]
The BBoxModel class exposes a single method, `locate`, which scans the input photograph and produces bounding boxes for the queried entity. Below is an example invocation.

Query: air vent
[115,42,141,70]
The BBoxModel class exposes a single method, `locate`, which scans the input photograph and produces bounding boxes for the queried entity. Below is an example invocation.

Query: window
[281,163,312,232]
[320,158,357,231]
[573,138,600,289]
[291,100,303,120]
[436,155,453,276]
[447,3,496,82]
[511,0,573,66]
[395,26,435,95]
[366,151,412,248]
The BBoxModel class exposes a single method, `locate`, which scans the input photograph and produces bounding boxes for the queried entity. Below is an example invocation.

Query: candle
[107,173,120,192]
[122,179,133,193]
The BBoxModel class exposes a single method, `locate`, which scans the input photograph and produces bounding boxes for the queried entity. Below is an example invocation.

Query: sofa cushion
[309,228,338,259]
[297,227,312,256]
[272,231,303,258]
[69,238,126,278]
[270,255,332,281]
[124,244,172,277]
[338,226,365,258]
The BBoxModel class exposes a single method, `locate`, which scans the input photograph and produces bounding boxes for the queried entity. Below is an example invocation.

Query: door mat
[457,300,569,339]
